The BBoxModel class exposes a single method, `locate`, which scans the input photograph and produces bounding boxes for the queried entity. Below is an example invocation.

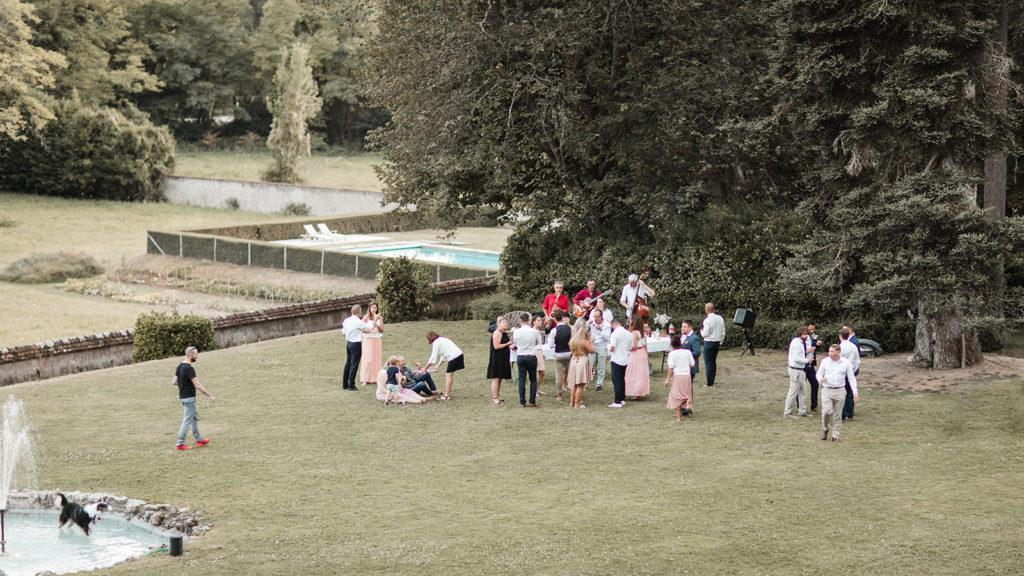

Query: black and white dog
[57,493,109,536]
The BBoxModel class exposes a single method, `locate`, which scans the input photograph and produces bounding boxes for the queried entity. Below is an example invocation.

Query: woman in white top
[663,334,696,420]
[594,297,613,324]
[360,301,384,387]
[425,331,464,400]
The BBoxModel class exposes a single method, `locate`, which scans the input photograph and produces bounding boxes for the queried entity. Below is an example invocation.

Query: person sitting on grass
[397,356,439,397]
[383,356,404,405]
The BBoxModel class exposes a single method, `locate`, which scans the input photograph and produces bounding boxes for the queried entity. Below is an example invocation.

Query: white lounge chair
[316,223,349,240]
[301,224,325,241]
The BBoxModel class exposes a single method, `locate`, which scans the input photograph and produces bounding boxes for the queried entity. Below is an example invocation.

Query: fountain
[0,395,36,555]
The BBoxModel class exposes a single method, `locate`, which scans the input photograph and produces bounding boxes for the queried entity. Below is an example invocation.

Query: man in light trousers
[587,309,612,391]
[784,326,811,418]
[816,344,859,443]
[172,346,216,451]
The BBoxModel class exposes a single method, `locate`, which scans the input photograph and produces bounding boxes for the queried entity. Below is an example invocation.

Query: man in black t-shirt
[172,346,216,451]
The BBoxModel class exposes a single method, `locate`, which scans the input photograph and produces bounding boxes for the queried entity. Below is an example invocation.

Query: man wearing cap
[172,346,216,451]
[816,344,859,442]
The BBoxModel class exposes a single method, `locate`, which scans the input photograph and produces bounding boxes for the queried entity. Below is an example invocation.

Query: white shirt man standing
[619,274,655,320]
[512,313,543,406]
[607,319,633,408]
[816,344,859,443]
[588,309,612,391]
[699,303,726,387]
[341,304,371,390]
[784,326,811,418]
[839,327,861,421]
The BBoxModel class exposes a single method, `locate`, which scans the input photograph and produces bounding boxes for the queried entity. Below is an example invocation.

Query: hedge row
[133,312,215,363]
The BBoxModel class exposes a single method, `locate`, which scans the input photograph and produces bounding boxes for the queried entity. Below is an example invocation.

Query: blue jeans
[176,397,202,445]
[516,355,538,405]
[407,371,436,395]
[703,341,721,386]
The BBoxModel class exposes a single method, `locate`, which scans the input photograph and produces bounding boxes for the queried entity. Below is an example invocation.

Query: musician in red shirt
[542,281,570,319]
[572,280,602,319]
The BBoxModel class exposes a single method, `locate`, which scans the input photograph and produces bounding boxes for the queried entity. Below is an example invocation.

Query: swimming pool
[348,244,500,270]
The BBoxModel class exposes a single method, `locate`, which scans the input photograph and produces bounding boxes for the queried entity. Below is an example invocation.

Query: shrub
[0,216,15,228]
[0,253,103,284]
[224,197,241,210]
[133,311,215,363]
[466,291,537,321]
[0,98,175,201]
[280,202,311,216]
[201,131,221,150]
[376,257,437,322]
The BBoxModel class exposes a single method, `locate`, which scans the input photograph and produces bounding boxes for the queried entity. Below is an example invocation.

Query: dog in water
[57,493,109,535]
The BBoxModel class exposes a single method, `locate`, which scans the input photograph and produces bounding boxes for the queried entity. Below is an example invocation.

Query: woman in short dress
[360,301,384,386]
[567,318,595,409]
[425,331,465,400]
[624,316,651,399]
[664,335,696,420]
[487,317,513,404]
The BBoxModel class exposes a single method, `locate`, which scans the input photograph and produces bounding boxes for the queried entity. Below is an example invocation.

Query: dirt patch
[863,353,1024,392]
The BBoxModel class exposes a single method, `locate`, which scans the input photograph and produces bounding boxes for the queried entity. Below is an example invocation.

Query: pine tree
[263,41,322,183]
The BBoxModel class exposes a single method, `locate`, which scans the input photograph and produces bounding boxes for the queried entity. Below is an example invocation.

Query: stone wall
[0,276,497,387]
[164,176,395,216]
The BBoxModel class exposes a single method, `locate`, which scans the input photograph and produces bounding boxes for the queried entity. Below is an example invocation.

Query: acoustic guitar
[572,291,603,318]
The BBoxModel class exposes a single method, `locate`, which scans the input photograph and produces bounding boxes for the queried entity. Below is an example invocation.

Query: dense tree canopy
[0,0,66,139]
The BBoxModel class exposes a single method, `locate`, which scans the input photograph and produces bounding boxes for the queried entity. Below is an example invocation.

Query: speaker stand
[740,328,757,357]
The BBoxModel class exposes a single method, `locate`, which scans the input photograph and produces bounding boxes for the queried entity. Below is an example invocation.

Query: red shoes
[175,444,192,451]
[195,438,211,447]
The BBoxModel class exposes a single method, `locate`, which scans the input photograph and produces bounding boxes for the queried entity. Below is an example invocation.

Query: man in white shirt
[512,313,542,407]
[587,309,612,391]
[341,304,371,390]
[816,344,859,442]
[619,274,655,320]
[607,319,633,408]
[700,303,726,386]
[839,327,861,421]
[784,326,811,418]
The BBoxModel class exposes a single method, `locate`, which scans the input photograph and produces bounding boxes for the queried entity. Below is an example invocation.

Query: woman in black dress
[487,317,513,404]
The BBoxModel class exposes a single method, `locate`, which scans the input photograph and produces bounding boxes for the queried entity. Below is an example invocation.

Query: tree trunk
[912,297,978,369]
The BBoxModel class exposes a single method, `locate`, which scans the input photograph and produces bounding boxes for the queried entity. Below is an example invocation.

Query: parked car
[858,338,883,357]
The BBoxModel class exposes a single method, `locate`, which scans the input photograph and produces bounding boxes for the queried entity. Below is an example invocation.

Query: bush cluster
[0,99,175,201]
[133,312,215,363]
[375,257,437,322]
[465,292,538,321]
[0,253,104,284]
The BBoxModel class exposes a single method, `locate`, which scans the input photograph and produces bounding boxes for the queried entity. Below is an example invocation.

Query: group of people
[341,302,466,402]
[167,277,868,450]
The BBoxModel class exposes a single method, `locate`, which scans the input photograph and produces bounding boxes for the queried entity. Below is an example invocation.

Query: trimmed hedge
[0,252,103,284]
[0,99,175,201]
[376,257,437,322]
[133,312,215,363]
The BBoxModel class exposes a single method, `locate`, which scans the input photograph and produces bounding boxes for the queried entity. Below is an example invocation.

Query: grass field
[9,319,1023,575]
[174,150,383,192]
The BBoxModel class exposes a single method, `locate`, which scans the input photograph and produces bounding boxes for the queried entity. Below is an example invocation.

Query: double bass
[631,268,653,322]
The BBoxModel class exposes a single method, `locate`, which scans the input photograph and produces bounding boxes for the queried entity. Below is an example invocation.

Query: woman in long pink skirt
[360,301,384,386]
[664,335,696,420]
[624,316,650,399]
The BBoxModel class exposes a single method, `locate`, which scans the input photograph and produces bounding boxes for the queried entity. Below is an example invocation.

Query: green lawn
[9,319,1023,575]
[174,150,383,192]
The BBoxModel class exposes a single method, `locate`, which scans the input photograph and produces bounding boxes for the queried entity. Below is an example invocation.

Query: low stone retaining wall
[164,176,395,216]
[0,276,497,386]
[7,489,209,537]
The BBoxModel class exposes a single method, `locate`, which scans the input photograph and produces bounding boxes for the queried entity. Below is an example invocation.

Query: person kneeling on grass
[172,346,215,451]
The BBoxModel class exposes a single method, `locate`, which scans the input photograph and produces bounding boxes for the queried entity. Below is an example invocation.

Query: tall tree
[0,0,66,139]
[776,0,1021,368]
[28,0,160,107]
[264,41,322,182]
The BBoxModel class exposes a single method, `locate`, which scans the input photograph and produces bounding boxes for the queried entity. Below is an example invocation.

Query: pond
[0,510,168,576]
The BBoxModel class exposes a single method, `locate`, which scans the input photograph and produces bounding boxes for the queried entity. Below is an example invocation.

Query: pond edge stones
[4,489,210,536]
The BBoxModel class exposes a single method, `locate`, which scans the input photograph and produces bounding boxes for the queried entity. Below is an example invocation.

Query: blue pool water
[352,245,500,270]
[0,510,168,576]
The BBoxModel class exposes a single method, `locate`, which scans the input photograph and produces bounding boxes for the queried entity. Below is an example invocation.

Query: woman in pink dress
[624,316,651,399]
[663,335,696,420]
[360,301,384,386]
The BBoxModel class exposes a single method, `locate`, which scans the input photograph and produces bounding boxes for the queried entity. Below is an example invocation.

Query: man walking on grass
[816,344,859,443]
[173,346,215,451]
